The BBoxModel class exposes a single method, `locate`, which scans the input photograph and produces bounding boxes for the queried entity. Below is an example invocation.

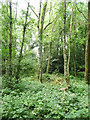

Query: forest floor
[2,73,89,119]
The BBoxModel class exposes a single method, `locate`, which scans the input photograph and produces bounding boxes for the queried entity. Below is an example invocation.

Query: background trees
[0,0,88,84]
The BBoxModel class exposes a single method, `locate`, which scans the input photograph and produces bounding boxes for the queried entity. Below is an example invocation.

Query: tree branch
[76,5,88,21]
[38,0,42,29]
[29,5,38,18]
[44,21,53,30]
[44,16,58,30]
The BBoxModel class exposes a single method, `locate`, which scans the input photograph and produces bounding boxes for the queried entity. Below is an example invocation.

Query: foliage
[2,76,88,119]
[20,51,38,77]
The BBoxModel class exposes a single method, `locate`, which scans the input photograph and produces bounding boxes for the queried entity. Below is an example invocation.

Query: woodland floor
[2,73,89,119]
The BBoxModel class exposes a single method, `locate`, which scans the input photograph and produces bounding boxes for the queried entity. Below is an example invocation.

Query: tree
[46,19,58,75]
[38,0,47,83]
[63,0,67,80]
[16,3,29,82]
[46,35,52,75]
[67,4,73,82]
[9,0,12,80]
[85,1,90,84]
[13,2,17,58]
[46,0,52,75]
[73,0,77,77]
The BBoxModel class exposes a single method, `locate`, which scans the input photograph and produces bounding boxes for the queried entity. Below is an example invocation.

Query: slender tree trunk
[60,34,63,55]
[73,43,77,76]
[46,42,52,74]
[16,3,29,82]
[24,44,27,54]
[46,16,58,75]
[63,0,67,80]
[56,38,59,56]
[38,0,42,82]
[85,1,90,84]
[12,2,17,76]
[14,2,17,58]
[15,2,17,18]
[38,0,47,83]
[46,0,52,75]
[9,1,12,80]
[4,2,9,75]
[67,7,73,82]
[73,0,77,77]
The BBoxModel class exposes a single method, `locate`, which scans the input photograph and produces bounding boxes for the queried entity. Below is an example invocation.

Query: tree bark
[9,1,12,80]
[16,3,29,82]
[85,1,90,84]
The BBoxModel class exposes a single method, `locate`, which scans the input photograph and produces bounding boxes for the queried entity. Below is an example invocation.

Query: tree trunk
[85,1,90,84]
[38,0,47,83]
[46,42,52,74]
[46,1,52,75]
[73,0,77,77]
[60,34,63,55]
[38,0,42,82]
[63,0,67,80]
[16,3,29,82]
[9,1,12,80]
[4,2,9,75]
[73,43,77,76]
[67,7,73,82]
[46,17,57,75]
[13,2,17,58]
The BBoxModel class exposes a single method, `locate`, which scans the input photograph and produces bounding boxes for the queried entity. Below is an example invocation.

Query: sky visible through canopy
[0,0,87,17]
[17,0,87,16]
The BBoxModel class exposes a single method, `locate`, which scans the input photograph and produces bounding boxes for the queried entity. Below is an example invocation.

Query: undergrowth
[2,74,89,119]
